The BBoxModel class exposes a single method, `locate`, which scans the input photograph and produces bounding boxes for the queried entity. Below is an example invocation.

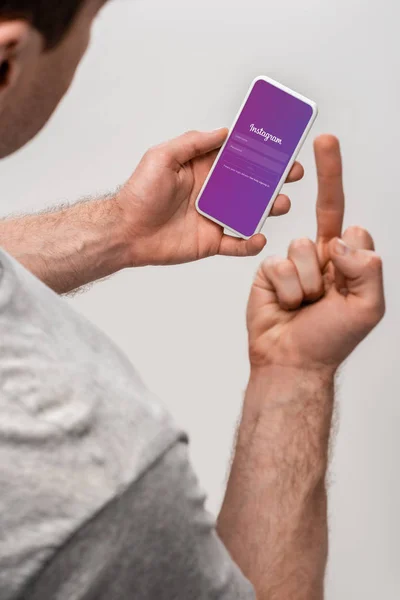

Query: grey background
[1,0,399,597]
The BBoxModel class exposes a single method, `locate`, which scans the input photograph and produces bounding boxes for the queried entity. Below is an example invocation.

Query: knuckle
[279,291,303,312]
[261,255,282,272]
[144,145,162,161]
[344,225,368,237]
[343,226,375,251]
[305,284,324,300]
[289,237,314,252]
[345,225,374,247]
[364,302,385,326]
[156,148,171,163]
[275,259,295,278]
[366,253,383,273]
[143,147,155,159]
[184,129,199,138]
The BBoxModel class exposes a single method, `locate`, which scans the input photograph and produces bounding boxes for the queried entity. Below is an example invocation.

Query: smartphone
[196,76,318,238]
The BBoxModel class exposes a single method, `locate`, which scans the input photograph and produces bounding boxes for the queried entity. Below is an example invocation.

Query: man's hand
[0,129,303,293]
[247,135,385,375]
[217,135,385,600]
[0,128,303,293]
[117,128,304,266]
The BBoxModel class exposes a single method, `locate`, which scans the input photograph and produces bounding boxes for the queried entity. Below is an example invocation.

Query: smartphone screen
[196,78,317,238]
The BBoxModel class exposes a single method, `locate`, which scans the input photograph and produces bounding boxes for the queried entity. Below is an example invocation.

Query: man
[0,1,385,599]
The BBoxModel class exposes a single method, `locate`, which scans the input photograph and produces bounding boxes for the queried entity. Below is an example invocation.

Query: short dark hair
[0,0,86,48]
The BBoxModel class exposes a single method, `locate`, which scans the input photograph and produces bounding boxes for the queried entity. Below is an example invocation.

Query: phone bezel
[195,75,318,239]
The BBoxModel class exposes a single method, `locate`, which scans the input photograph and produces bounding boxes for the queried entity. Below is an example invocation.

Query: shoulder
[0,249,182,598]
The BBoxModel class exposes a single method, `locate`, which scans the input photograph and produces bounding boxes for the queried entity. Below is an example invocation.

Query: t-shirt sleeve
[19,441,256,600]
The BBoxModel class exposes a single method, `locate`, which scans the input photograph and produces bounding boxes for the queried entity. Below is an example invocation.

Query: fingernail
[334,238,350,255]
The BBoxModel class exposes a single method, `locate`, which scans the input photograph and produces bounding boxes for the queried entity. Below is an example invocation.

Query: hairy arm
[0,129,283,294]
[217,366,334,600]
[0,197,131,294]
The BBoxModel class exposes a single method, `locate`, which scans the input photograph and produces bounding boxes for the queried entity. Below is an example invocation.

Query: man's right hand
[247,135,385,375]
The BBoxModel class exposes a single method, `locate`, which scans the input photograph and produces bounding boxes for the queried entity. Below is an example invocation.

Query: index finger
[315,135,345,244]
[159,128,228,169]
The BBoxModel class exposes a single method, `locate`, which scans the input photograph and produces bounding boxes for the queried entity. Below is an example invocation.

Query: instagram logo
[249,124,282,145]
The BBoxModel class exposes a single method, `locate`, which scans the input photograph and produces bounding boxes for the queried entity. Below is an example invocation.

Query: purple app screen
[197,79,314,237]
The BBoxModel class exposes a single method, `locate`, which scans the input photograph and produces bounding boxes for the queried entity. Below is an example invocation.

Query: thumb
[219,233,267,257]
[163,128,228,167]
[329,237,385,315]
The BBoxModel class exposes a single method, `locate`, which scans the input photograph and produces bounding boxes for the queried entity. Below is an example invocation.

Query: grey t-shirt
[0,250,254,600]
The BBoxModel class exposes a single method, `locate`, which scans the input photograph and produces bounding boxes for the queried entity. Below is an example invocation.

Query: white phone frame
[195,75,318,239]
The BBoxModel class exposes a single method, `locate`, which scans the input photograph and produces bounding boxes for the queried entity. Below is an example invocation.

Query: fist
[247,229,385,373]
[247,135,385,374]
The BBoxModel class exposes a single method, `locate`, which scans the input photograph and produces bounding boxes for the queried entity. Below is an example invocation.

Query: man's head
[0,0,106,158]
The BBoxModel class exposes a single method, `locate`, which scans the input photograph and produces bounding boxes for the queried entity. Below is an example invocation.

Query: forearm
[0,196,131,294]
[218,366,334,600]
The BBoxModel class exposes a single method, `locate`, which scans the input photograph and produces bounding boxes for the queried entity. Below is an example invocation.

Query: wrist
[245,364,335,421]
[114,187,153,268]
[249,364,336,389]
[108,192,139,270]
[248,342,338,383]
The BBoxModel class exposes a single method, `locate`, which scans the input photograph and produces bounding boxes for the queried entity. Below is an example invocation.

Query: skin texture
[217,136,385,599]
[0,1,302,274]
[0,128,304,292]
[0,2,385,598]
[117,128,302,265]
[0,0,105,158]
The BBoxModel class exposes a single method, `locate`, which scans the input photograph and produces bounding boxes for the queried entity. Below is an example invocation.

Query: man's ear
[0,20,32,93]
